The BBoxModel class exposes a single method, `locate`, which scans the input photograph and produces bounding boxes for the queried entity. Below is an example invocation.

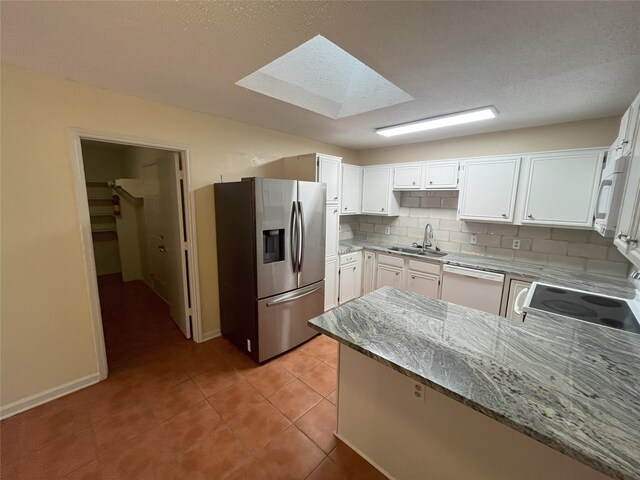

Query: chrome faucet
[423,223,433,249]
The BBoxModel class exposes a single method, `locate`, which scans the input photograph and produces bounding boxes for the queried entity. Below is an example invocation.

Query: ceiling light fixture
[376,106,498,137]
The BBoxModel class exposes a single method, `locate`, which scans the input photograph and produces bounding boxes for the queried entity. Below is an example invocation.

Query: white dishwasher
[440,265,505,315]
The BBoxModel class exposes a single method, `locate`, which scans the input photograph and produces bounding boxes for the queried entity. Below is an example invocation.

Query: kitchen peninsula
[309,287,640,480]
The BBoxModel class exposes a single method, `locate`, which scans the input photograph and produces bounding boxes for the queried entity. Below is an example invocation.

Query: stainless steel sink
[388,246,447,257]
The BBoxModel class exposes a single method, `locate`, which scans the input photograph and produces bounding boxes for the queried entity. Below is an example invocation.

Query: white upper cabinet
[325,205,339,258]
[519,150,603,228]
[318,154,342,205]
[393,163,422,190]
[341,164,362,215]
[280,152,342,206]
[423,160,458,189]
[616,98,640,157]
[615,92,640,265]
[362,166,400,216]
[458,157,521,222]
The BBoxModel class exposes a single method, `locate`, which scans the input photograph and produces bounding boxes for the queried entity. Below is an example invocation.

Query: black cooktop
[528,284,640,334]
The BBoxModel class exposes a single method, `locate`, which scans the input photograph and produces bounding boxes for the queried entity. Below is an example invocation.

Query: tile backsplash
[339,191,631,277]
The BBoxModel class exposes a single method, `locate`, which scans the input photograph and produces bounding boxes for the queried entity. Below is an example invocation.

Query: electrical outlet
[512,239,521,250]
[384,227,390,235]
[470,234,478,245]
[413,383,425,402]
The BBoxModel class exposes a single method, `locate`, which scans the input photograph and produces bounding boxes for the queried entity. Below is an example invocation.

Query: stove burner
[580,295,623,308]
[544,286,568,294]
[541,299,598,318]
[600,317,625,328]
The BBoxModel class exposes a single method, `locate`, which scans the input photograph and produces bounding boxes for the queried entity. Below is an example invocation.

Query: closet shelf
[88,196,113,201]
[91,226,117,233]
[90,213,116,218]
[92,231,118,242]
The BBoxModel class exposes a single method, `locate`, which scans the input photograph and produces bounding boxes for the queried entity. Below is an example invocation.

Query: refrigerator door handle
[266,283,323,307]
[290,201,298,272]
[297,201,305,272]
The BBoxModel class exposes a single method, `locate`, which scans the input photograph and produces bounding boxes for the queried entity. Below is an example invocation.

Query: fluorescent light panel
[376,106,498,137]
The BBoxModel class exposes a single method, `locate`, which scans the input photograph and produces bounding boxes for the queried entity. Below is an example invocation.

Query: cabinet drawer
[407,259,440,276]
[377,253,404,268]
[340,252,361,266]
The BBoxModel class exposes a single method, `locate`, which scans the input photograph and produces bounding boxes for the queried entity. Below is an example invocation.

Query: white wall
[0,64,356,411]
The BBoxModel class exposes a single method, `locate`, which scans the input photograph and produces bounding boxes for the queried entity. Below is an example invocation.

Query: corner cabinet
[341,164,362,215]
[458,157,521,222]
[362,166,400,216]
[518,150,603,228]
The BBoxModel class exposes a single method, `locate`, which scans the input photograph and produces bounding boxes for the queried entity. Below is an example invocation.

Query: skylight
[236,35,413,119]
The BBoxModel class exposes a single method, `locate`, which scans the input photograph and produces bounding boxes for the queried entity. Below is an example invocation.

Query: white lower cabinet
[324,257,339,311]
[376,264,403,289]
[362,251,376,295]
[406,271,439,299]
[505,279,532,321]
[339,252,362,305]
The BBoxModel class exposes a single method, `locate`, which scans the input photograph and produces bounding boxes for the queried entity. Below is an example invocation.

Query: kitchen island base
[337,345,610,480]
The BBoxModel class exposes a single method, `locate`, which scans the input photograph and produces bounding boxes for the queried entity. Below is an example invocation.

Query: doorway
[71,131,201,379]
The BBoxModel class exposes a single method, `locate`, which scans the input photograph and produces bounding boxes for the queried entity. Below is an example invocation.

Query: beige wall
[356,117,620,165]
[0,64,355,409]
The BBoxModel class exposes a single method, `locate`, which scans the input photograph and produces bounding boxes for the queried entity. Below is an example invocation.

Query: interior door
[156,153,190,338]
[142,164,169,301]
[298,181,326,288]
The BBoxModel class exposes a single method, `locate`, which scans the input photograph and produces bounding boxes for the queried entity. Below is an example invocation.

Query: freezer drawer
[257,281,323,362]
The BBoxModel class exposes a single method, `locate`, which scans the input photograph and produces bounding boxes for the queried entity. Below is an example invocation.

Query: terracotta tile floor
[0,274,386,479]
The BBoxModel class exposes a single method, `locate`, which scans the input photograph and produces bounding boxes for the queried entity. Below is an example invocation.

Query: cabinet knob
[429,181,433,184]
[334,196,338,200]
[411,274,415,279]
[395,272,399,276]
[381,208,385,212]
[344,206,347,210]
[502,213,507,218]
[618,232,628,240]
[527,213,533,218]
[621,140,629,145]
[353,266,356,271]
[412,181,416,185]
[333,209,338,214]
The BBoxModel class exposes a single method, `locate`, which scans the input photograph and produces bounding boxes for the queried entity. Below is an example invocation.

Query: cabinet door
[424,161,458,189]
[339,261,361,305]
[363,251,376,295]
[324,257,339,311]
[318,155,341,205]
[362,166,392,214]
[506,280,532,321]
[325,206,339,258]
[406,271,439,299]
[341,164,362,214]
[521,152,602,227]
[458,157,520,222]
[393,164,422,190]
[376,264,403,289]
[618,99,639,157]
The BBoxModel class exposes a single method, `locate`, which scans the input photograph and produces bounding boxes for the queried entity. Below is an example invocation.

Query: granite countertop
[339,239,636,299]
[309,286,640,480]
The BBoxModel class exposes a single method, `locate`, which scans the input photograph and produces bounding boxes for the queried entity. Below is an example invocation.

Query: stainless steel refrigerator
[214,178,326,362]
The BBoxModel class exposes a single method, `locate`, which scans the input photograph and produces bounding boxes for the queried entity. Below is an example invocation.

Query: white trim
[0,373,100,420]
[333,432,395,480]
[68,128,204,383]
[200,329,221,343]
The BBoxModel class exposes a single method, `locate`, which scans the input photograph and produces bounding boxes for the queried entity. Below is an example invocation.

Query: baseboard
[334,432,395,480]
[200,329,221,342]
[0,373,101,420]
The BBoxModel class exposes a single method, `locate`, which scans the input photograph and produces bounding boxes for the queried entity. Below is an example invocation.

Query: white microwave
[594,151,629,237]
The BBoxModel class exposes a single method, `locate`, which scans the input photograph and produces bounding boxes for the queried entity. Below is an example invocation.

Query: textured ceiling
[2,1,640,149]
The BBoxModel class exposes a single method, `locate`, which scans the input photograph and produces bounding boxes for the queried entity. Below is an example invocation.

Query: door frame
[69,128,202,380]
